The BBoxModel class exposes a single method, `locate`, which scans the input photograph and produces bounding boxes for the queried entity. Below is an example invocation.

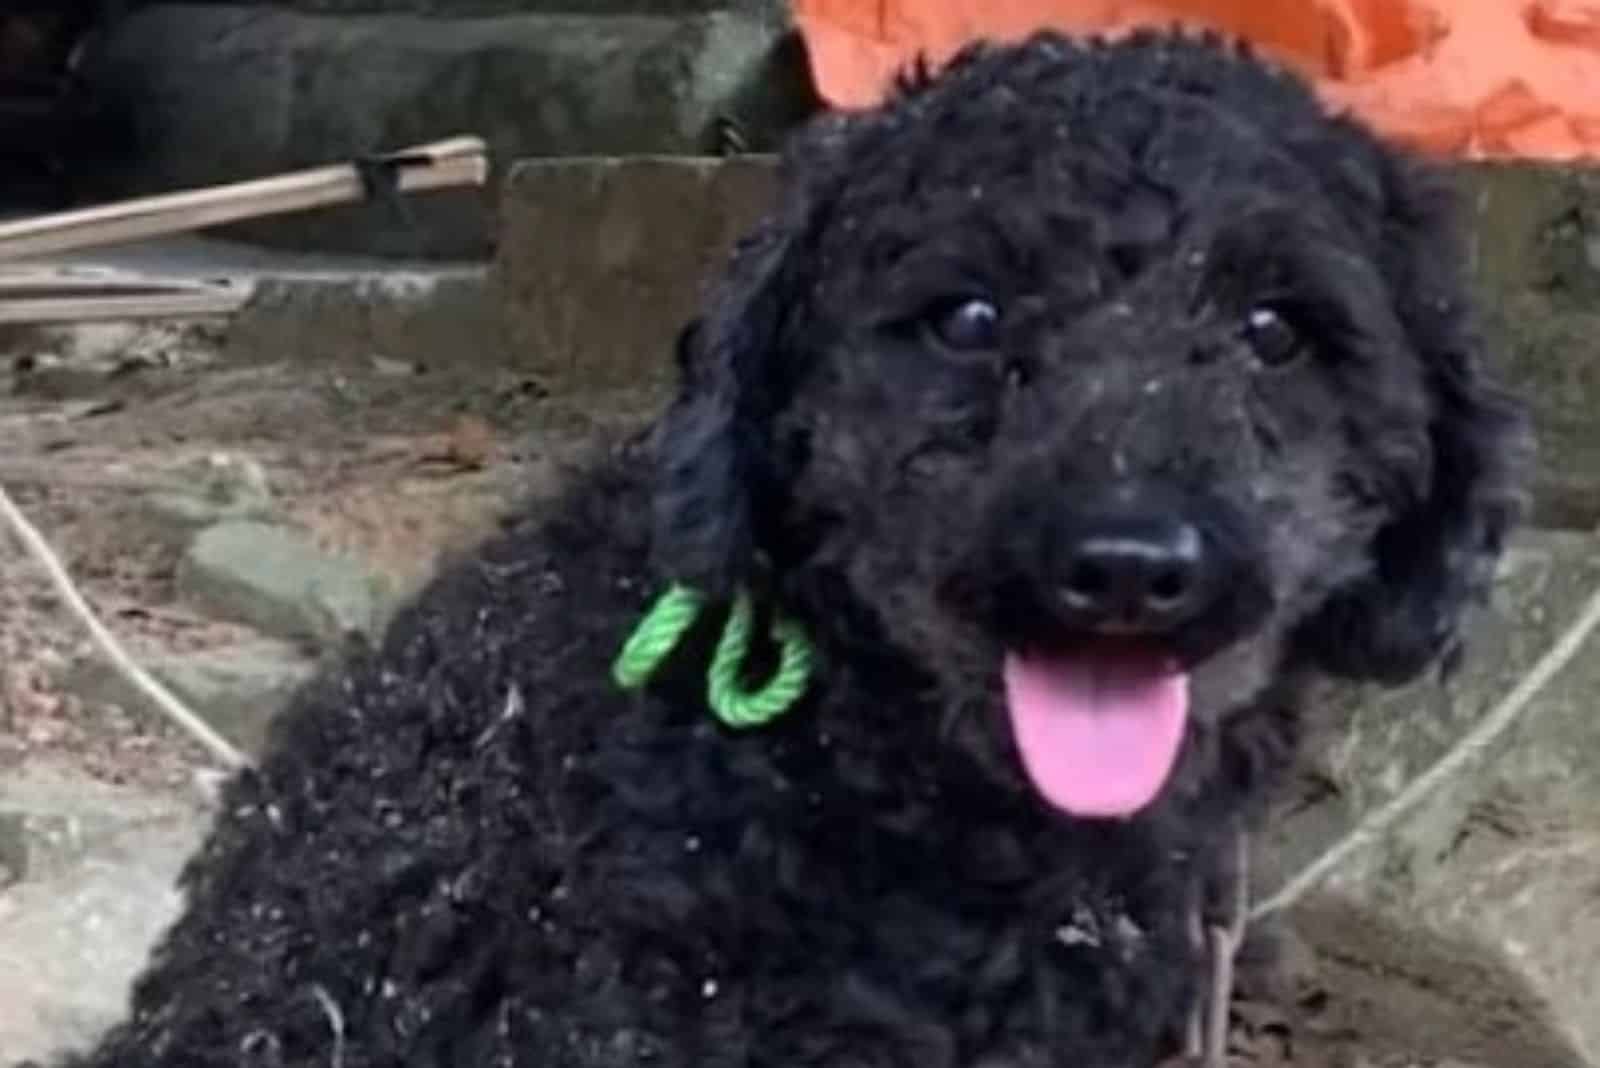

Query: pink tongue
[1002,649,1188,819]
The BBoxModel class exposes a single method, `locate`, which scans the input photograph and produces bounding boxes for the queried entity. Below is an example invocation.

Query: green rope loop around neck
[612,583,815,728]
[612,584,706,690]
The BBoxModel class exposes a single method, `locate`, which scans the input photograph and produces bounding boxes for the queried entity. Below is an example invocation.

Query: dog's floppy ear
[650,113,863,594]
[650,217,802,595]
[1298,156,1532,684]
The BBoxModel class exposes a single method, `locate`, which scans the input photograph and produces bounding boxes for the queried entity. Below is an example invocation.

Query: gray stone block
[0,770,207,1064]
[137,453,277,544]
[1261,531,1600,1067]
[178,520,394,644]
[0,769,202,887]
[494,154,776,388]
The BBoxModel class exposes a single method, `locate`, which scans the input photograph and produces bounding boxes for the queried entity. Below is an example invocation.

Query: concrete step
[0,766,209,1064]
[4,160,763,384]
[1,233,495,377]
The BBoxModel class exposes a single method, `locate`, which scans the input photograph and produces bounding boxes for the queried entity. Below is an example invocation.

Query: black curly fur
[59,29,1528,1068]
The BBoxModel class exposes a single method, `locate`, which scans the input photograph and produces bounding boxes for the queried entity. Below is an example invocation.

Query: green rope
[706,593,815,727]
[612,583,816,728]
[612,583,706,690]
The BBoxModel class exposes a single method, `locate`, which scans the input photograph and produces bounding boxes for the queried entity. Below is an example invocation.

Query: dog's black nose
[1057,518,1208,633]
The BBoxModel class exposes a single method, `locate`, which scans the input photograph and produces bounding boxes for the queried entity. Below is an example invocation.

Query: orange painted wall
[792,0,1600,159]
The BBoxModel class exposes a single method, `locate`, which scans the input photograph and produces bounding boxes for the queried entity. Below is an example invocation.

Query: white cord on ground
[1253,576,1600,921]
[0,480,250,771]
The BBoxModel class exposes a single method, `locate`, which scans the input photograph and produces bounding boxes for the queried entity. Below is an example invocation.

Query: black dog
[65,30,1527,1068]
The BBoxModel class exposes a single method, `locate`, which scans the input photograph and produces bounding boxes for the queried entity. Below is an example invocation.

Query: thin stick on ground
[1253,575,1600,921]
[0,480,251,771]
[1204,830,1249,1068]
[0,136,487,261]
[1183,884,1206,1059]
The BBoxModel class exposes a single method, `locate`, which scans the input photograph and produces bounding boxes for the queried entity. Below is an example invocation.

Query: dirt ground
[0,332,658,790]
[0,332,1462,1068]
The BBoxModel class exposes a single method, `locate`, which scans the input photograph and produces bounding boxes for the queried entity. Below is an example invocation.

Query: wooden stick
[0,290,249,323]
[0,136,488,262]
[1204,831,1250,1068]
[0,267,252,323]
[0,283,252,323]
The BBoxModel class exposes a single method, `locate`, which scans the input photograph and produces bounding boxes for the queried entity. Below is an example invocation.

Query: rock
[0,767,202,887]
[495,155,777,389]
[60,640,315,757]
[1259,530,1600,1068]
[0,768,209,1064]
[178,520,394,645]
[138,452,277,544]
[79,5,811,257]
[11,320,227,399]
[0,816,24,888]
[8,351,109,400]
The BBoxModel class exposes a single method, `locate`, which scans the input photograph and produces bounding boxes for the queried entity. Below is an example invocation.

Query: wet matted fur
[63,30,1528,1068]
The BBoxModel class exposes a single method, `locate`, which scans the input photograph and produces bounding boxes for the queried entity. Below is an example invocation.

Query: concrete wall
[1466,165,1600,527]
[157,0,768,13]
[77,2,814,256]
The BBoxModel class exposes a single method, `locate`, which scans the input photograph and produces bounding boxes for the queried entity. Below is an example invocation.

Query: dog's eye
[928,298,1001,351]
[1241,306,1304,367]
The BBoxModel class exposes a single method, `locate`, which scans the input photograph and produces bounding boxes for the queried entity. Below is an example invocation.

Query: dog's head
[651,31,1529,818]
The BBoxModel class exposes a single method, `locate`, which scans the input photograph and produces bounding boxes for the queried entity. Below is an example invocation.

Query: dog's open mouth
[1002,643,1188,820]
